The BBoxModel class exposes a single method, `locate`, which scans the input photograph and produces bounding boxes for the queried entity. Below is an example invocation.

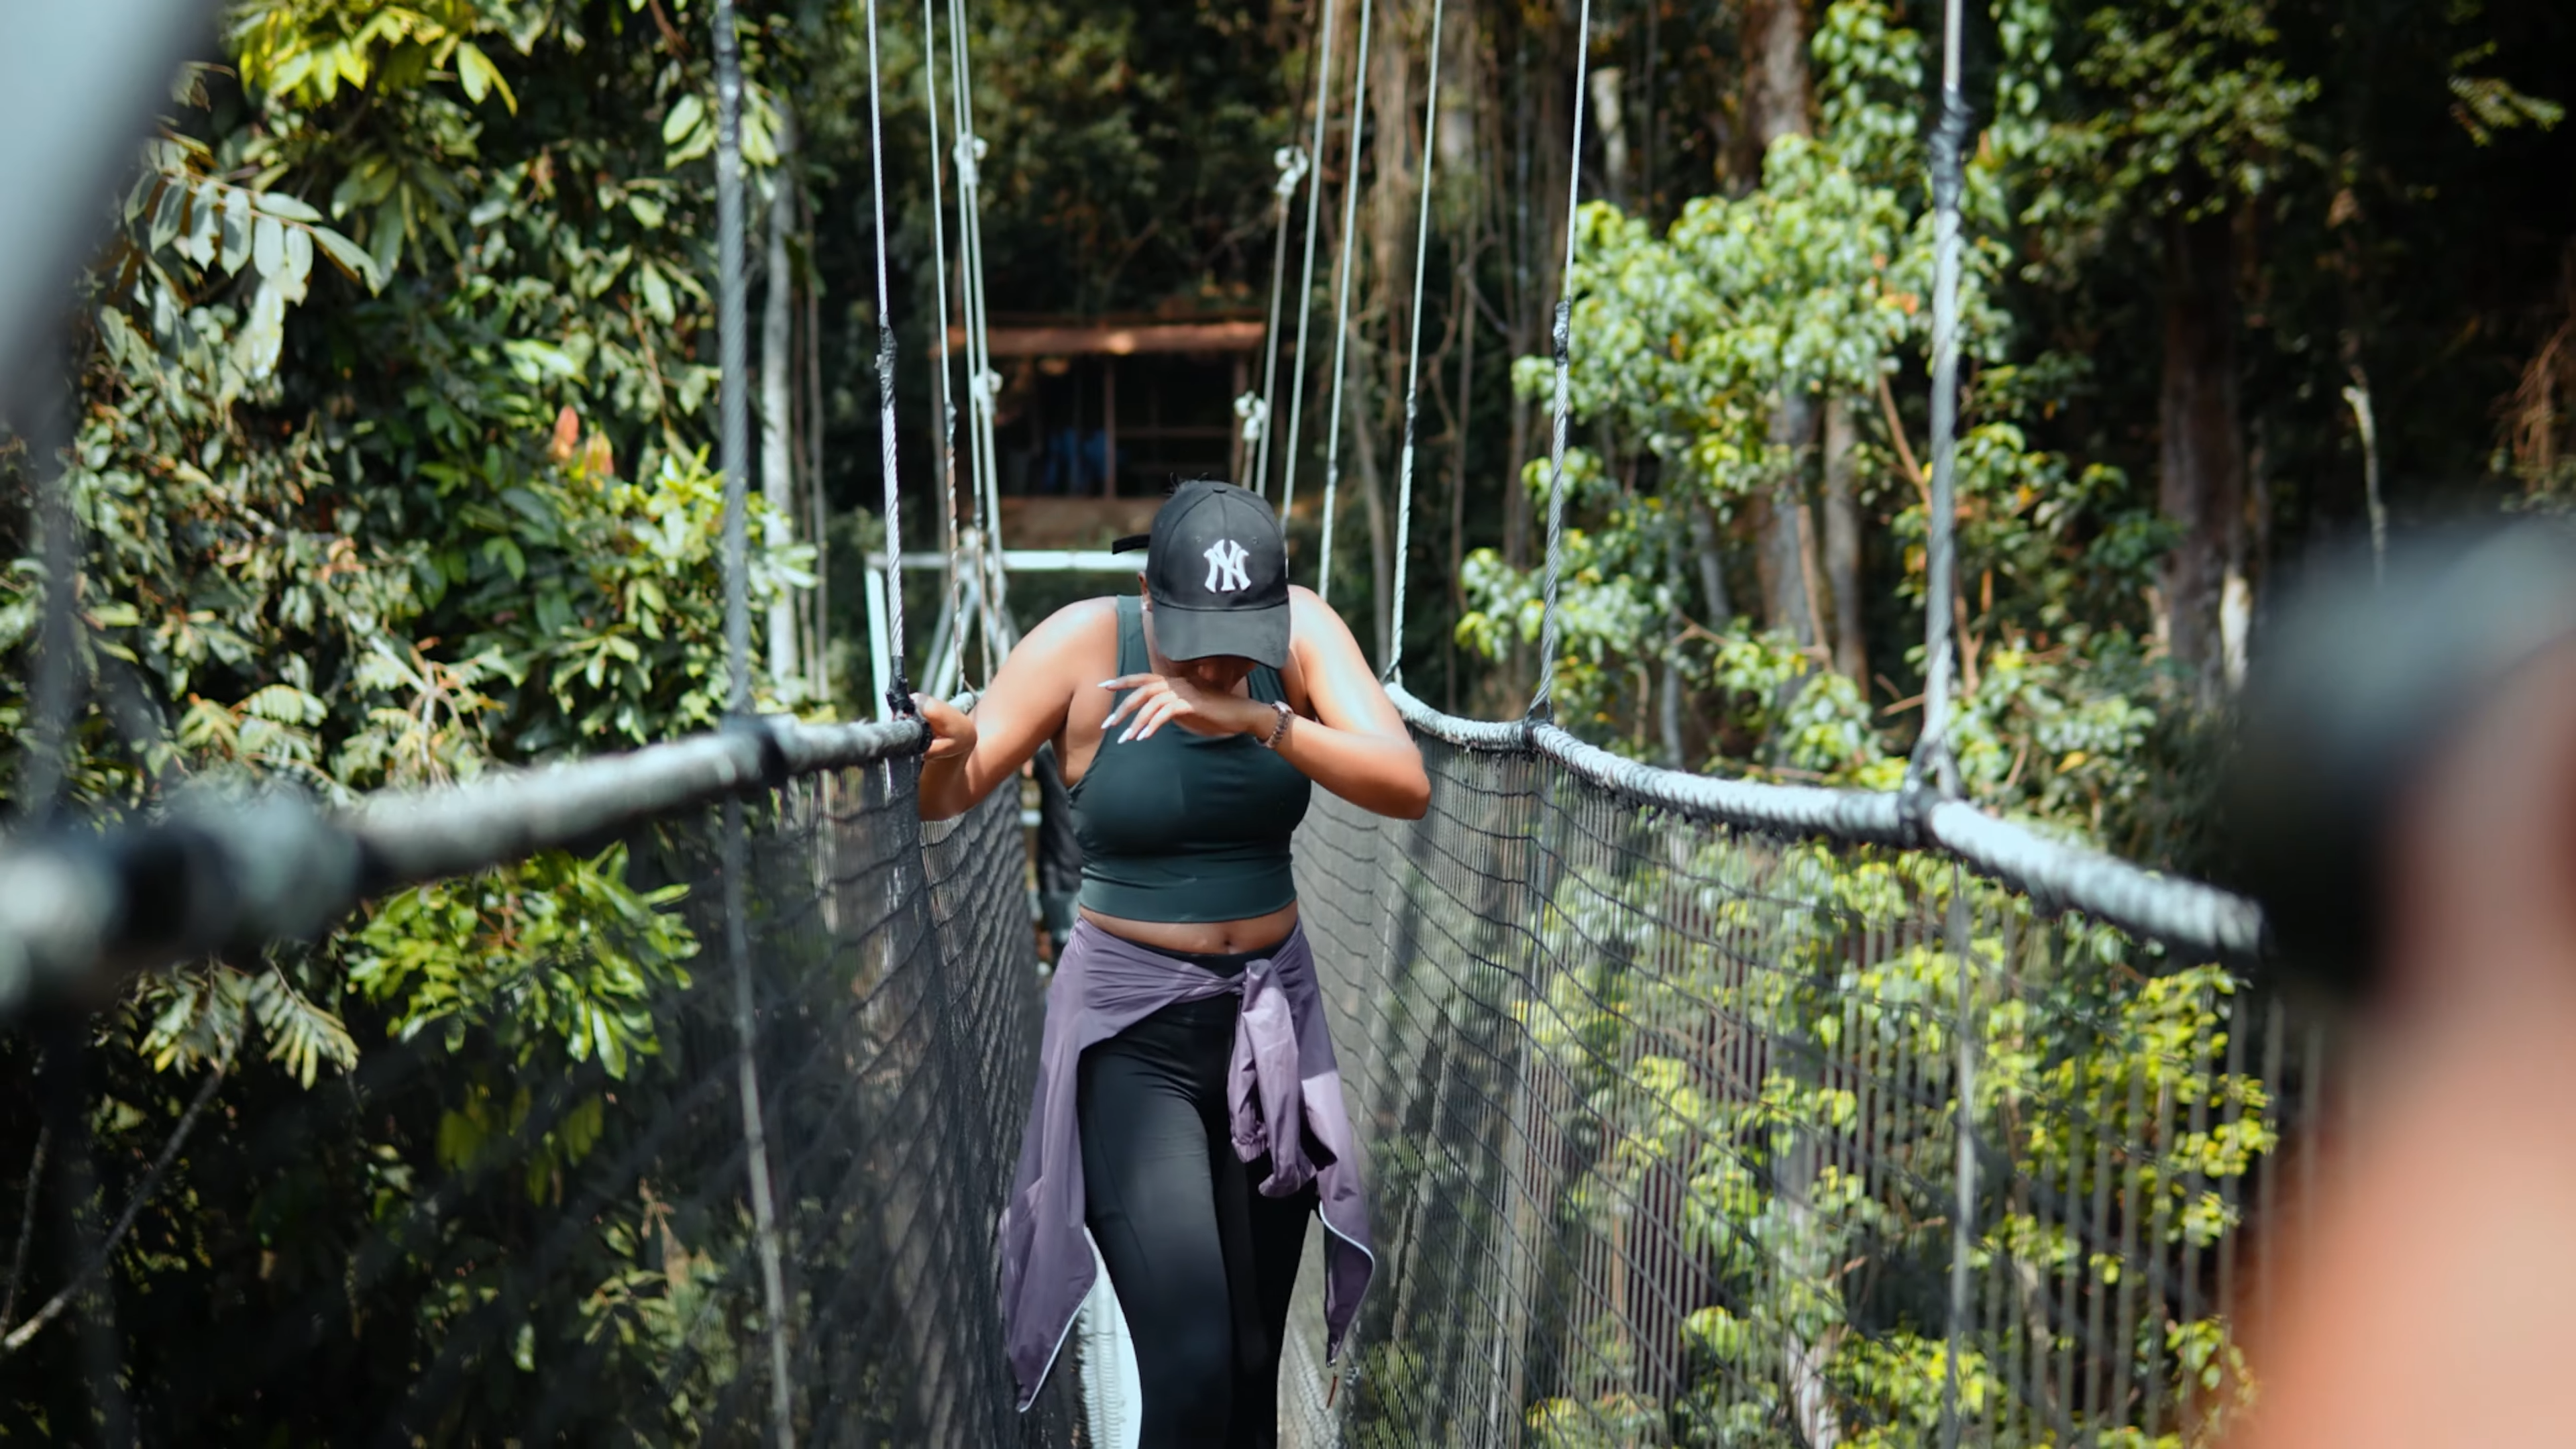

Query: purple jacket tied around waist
[998,919,1374,1409]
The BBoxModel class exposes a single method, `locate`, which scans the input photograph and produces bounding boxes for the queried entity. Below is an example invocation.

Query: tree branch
[1875,370,1929,512]
[0,1042,231,1358]
[645,0,690,56]
[0,1125,48,1329]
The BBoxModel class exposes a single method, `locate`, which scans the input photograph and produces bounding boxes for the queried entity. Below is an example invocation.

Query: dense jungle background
[0,0,2567,1439]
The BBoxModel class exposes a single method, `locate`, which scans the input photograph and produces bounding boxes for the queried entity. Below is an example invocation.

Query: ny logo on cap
[1203,539,1252,593]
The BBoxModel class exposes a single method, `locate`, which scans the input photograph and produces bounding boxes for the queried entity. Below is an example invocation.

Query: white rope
[1316,0,1375,603]
[1251,144,1310,500]
[921,0,965,700]
[1276,0,1344,537]
[1385,0,1447,680]
[1529,0,1595,716]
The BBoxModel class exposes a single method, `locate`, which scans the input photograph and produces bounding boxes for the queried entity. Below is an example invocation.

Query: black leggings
[1076,943,1313,1448]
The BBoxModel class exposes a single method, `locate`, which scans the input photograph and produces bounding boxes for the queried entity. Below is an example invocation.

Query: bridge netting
[0,759,1080,1444]
[1286,722,2319,1449]
[0,708,2318,1446]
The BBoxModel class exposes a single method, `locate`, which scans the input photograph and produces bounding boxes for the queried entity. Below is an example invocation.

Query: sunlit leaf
[219,188,254,273]
[238,276,287,380]
[456,41,517,114]
[308,221,384,292]
[253,214,286,278]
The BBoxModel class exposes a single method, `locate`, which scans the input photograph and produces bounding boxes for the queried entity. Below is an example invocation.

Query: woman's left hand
[1101,674,1272,743]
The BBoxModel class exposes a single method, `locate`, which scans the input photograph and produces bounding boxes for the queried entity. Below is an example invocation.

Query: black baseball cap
[1110,480,1290,667]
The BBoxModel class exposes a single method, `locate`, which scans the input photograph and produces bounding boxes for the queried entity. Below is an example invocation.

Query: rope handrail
[0,713,930,1024]
[1383,682,2265,961]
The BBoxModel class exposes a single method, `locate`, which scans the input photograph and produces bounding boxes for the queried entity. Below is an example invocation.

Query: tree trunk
[1503,15,1570,575]
[800,186,828,704]
[1370,0,1417,357]
[1687,494,1733,629]
[1347,323,1396,667]
[1742,0,1813,158]
[1742,0,1820,648]
[761,111,801,692]
[1821,393,1866,680]
[1449,229,1481,714]
[1662,514,1688,766]
[1590,65,1628,207]
[2157,209,2249,702]
[1362,0,1416,670]
[1757,390,1820,648]
[1437,0,1477,186]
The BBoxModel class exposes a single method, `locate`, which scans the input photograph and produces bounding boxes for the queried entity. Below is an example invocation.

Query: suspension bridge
[0,0,2326,1444]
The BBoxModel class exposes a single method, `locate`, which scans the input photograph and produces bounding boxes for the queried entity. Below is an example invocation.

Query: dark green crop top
[1069,595,1313,922]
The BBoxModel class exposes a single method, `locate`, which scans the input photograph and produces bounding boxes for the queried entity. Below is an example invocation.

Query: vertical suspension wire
[1527,0,1596,717]
[1911,0,1970,800]
[1277,0,1344,536]
[1941,863,1977,1448]
[947,0,1011,678]
[864,0,910,714]
[1921,0,1976,1438]
[710,5,798,1444]
[1385,0,1448,680]
[1246,0,1327,503]
[921,0,966,691]
[944,0,994,676]
[1250,142,1310,500]
[1315,0,1375,602]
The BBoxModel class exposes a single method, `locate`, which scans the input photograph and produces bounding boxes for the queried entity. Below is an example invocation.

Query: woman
[912,479,1429,1444]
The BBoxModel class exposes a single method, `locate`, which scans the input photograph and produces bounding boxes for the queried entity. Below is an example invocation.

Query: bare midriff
[1076,900,1301,956]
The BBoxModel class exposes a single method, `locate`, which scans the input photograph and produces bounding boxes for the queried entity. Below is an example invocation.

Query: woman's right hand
[914,693,977,762]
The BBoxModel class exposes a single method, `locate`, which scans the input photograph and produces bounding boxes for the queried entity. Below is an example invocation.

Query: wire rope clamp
[1273,144,1310,198]
[722,714,796,792]
[1896,733,1959,851]
[881,679,933,759]
[1928,92,1975,214]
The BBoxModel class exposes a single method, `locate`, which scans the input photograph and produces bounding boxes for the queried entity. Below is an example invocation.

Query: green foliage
[1996,0,2316,257]
[0,3,839,1433]
[1460,0,2190,853]
[350,843,698,1080]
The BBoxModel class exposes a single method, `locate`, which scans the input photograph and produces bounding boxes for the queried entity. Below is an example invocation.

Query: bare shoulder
[1287,585,1357,640]
[1011,596,1122,673]
[1030,594,1122,645]
[983,595,1120,708]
